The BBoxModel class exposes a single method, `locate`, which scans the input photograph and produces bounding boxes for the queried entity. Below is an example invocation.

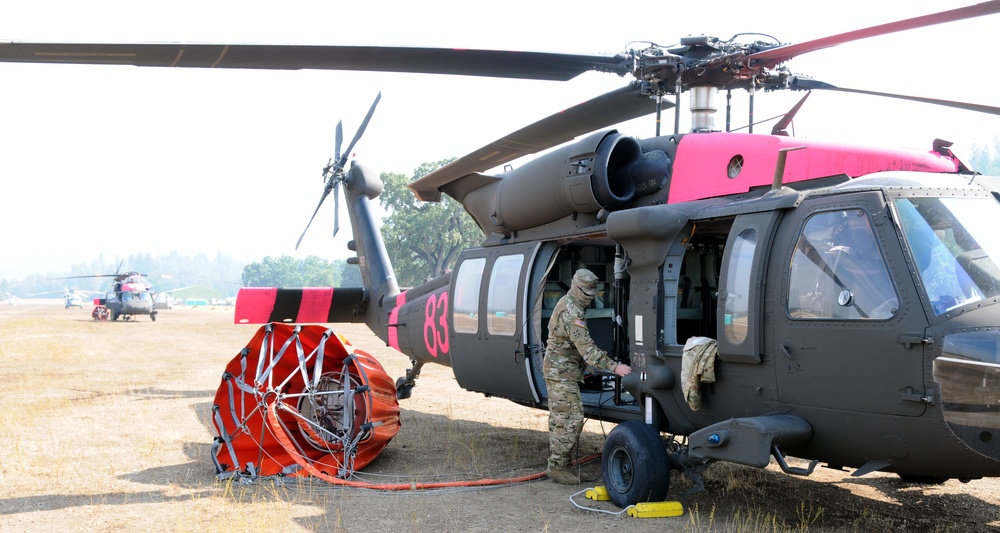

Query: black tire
[151,312,157,322]
[394,377,413,400]
[602,420,670,507]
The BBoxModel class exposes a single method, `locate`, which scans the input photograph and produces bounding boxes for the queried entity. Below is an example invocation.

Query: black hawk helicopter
[24,288,97,309]
[4,1,1000,506]
[63,289,88,309]
[55,270,163,321]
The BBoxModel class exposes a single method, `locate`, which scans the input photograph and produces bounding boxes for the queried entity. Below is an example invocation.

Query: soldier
[544,268,631,484]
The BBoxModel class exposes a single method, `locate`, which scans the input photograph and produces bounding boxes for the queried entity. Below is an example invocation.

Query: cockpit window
[787,209,899,320]
[895,196,1000,315]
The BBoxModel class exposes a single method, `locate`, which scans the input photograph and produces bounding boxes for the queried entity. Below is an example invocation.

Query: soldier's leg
[546,378,584,478]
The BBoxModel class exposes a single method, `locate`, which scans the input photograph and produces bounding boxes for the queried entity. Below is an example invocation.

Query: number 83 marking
[424,291,450,358]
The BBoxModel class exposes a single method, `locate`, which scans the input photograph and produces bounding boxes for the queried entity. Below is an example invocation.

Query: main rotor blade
[791,78,1000,116]
[0,43,628,81]
[410,83,662,202]
[51,274,117,280]
[749,1,1000,65]
[339,92,381,167]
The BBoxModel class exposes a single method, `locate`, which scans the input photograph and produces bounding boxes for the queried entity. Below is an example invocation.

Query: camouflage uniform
[543,269,619,481]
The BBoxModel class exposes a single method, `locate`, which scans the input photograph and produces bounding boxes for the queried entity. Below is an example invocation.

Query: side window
[453,258,485,334]
[723,228,756,343]
[787,210,898,320]
[487,254,523,336]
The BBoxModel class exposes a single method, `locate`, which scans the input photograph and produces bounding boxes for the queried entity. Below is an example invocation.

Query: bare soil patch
[1,301,999,532]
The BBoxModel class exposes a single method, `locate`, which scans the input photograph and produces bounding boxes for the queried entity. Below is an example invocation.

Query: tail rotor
[296,93,382,250]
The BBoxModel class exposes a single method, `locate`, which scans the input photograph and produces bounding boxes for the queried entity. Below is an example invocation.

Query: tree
[378,159,484,287]
[970,135,1000,176]
[244,255,312,287]
[242,255,358,288]
[339,263,363,287]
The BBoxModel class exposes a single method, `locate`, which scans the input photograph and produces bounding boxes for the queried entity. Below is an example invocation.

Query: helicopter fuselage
[95,279,158,321]
[239,129,1000,485]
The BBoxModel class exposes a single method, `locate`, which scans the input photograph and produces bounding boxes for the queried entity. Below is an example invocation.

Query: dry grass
[1,300,999,532]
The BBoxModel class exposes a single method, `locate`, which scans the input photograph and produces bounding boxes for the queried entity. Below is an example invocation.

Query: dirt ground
[1,300,999,532]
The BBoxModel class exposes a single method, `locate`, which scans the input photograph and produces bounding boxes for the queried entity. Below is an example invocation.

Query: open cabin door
[449,242,543,404]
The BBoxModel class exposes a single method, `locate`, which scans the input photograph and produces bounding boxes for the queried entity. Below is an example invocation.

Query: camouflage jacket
[543,289,618,382]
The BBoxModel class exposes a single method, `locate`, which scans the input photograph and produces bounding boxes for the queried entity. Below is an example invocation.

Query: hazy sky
[1,0,998,279]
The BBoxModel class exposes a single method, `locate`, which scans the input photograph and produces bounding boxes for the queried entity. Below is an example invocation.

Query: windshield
[894,196,1000,315]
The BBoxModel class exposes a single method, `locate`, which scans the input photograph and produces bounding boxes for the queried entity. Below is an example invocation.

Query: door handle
[779,343,793,360]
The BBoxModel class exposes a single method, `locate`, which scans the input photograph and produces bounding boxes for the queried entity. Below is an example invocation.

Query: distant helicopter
[57,270,166,321]
[5,1,1000,508]
[24,288,100,309]
[64,289,87,309]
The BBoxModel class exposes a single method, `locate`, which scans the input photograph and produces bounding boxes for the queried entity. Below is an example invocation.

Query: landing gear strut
[395,360,424,400]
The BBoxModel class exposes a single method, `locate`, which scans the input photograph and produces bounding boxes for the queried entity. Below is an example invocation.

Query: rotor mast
[689,86,720,132]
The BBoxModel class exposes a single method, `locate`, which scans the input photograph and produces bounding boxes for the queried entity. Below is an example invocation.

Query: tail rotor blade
[334,120,344,162]
[339,92,381,167]
[332,180,341,238]
[296,184,332,250]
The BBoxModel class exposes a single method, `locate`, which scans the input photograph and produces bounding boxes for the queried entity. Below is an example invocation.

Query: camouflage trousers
[545,378,583,470]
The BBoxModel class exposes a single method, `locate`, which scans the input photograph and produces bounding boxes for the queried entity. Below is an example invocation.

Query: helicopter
[23,288,96,309]
[63,289,87,309]
[56,270,164,321]
[4,1,1000,508]
[59,289,98,309]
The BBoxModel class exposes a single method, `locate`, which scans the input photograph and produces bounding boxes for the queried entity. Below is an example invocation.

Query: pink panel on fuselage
[388,291,406,351]
[667,133,959,203]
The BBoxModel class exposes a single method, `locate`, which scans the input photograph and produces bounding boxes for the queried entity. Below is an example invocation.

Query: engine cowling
[462,130,671,234]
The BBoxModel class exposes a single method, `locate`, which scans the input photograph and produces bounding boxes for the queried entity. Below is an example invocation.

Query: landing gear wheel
[395,377,413,400]
[602,420,670,507]
[151,312,157,322]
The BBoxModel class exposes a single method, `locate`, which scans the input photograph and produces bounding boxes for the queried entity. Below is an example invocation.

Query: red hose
[267,401,599,490]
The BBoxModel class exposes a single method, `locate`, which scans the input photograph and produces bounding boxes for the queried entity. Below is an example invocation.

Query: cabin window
[487,254,523,336]
[722,228,756,343]
[453,258,485,334]
[787,209,898,320]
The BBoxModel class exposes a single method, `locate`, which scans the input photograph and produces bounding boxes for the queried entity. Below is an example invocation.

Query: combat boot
[546,465,580,485]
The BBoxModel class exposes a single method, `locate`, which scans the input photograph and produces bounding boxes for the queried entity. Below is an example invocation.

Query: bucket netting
[211,323,400,482]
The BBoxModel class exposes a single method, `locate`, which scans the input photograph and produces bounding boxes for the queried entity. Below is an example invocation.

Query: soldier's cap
[572,269,600,296]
